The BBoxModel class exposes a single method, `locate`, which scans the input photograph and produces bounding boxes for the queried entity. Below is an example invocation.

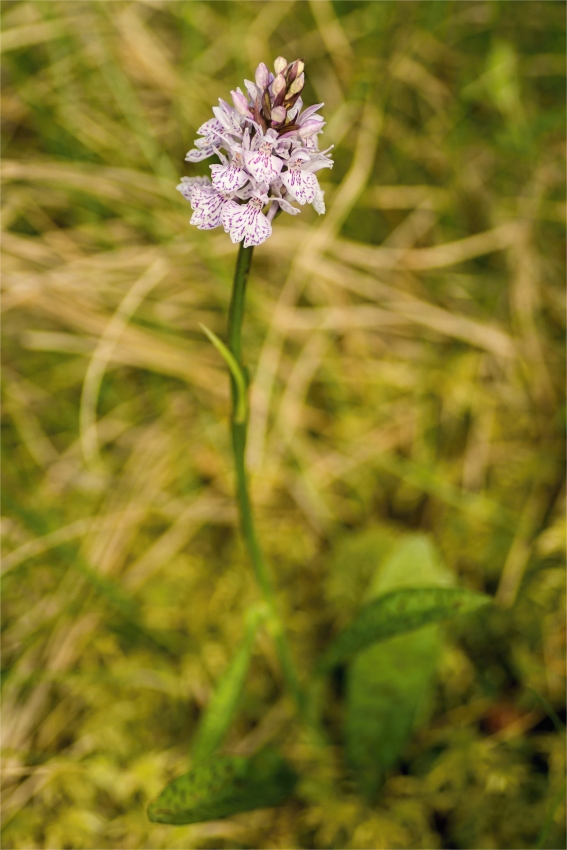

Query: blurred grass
[1,1,565,848]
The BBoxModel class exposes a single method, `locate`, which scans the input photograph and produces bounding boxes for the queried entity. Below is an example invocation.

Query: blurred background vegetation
[1,1,565,847]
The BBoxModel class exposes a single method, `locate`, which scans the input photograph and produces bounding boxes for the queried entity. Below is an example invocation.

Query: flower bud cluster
[177,58,333,248]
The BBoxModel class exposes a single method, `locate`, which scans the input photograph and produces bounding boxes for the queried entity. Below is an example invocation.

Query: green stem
[227,242,307,718]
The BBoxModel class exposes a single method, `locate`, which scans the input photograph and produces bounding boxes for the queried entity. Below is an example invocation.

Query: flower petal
[244,79,259,101]
[221,200,272,247]
[190,187,227,229]
[287,97,303,121]
[311,184,326,215]
[177,176,212,203]
[210,162,249,192]
[299,118,325,138]
[303,152,334,173]
[196,117,224,141]
[213,103,243,134]
[274,196,300,215]
[185,145,217,163]
[280,168,318,205]
[243,149,283,184]
[297,102,325,123]
[220,200,242,233]
[243,210,272,247]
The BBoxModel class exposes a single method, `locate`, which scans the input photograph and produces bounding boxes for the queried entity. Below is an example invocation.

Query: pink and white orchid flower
[177,58,334,246]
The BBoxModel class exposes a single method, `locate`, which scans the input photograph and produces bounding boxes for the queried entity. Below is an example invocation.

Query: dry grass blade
[323,222,522,272]
[2,518,92,574]
[79,258,168,466]
[296,256,516,358]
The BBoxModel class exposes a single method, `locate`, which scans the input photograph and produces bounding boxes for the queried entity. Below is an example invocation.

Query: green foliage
[346,625,440,800]
[345,535,452,799]
[147,749,297,825]
[200,324,248,424]
[318,586,491,672]
[190,606,264,763]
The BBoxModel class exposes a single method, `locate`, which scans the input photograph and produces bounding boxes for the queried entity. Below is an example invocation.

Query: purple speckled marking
[221,198,272,247]
[210,153,248,193]
[185,144,219,163]
[244,145,283,185]
[281,163,317,205]
[197,117,224,141]
[190,186,231,230]
[176,176,212,203]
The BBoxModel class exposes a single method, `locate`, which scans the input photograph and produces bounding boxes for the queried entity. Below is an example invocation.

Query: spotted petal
[196,117,224,142]
[221,200,272,248]
[177,176,212,203]
[186,145,218,163]
[312,184,326,215]
[271,196,300,215]
[280,167,318,205]
[243,149,283,185]
[190,186,229,230]
[210,161,249,193]
[213,101,243,135]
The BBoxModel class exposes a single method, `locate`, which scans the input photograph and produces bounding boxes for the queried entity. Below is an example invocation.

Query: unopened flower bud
[287,72,304,97]
[271,73,287,107]
[255,62,270,90]
[231,89,252,117]
[274,56,287,75]
[286,59,304,85]
[270,106,286,125]
[271,73,286,97]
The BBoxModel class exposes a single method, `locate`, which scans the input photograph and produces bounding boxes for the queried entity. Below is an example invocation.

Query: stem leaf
[190,606,265,762]
[147,749,297,825]
[318,586,491,672]
[200,323,247,422]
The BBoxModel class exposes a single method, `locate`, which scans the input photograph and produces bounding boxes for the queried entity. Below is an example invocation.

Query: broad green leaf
[190,605,265,762]
[200,324,247,423]
[318,586,490,672]
[325,526,396,620]
[147,749,297,825]
[345,535,452,800]
[364,535,453,598]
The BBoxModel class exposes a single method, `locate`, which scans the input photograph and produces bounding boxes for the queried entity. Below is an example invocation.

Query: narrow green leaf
[318,586,491,672]
[190,606,265,762]
[200,324,247,423]
[147,749,297,825]
[345,535,452,799]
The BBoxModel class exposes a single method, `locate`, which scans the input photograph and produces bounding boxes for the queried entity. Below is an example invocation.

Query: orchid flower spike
[178,58,333,248]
